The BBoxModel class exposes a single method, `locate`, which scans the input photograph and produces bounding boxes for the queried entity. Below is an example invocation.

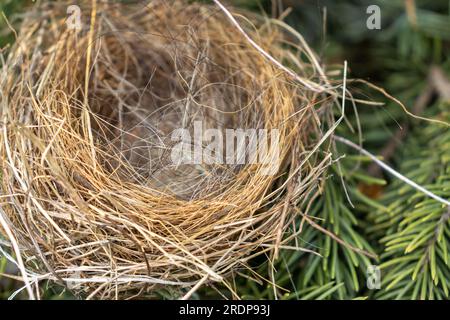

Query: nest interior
[0,0,336,299]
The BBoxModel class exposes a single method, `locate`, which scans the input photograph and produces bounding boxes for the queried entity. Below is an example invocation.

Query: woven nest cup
[0,0,335,299]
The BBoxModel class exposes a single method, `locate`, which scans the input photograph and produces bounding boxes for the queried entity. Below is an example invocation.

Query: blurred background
[1,0,449,299]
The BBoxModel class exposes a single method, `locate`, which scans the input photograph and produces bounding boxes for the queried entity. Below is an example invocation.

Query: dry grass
[0,0,345,299]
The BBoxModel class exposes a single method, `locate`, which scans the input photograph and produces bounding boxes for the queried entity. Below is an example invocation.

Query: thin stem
[334,136,450,207]
[213,0,322,92]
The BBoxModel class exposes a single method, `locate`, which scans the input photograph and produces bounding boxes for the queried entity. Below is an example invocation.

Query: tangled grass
[0,0,346,299]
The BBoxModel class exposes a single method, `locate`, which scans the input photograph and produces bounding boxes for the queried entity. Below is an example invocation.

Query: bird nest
[0,0,340,299]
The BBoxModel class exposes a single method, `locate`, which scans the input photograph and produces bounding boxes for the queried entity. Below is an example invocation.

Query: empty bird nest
[0,0,347,299]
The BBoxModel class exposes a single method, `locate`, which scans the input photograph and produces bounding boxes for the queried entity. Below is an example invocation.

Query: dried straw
[0,0,343,299]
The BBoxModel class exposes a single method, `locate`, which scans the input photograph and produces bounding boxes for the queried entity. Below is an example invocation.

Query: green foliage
[292,175,377,300]
[0,0,31,47]
[367,105,450,300]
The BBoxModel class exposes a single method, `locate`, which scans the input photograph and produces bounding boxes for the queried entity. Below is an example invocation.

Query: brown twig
[298,210,378,259]
[368,66,450,177]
